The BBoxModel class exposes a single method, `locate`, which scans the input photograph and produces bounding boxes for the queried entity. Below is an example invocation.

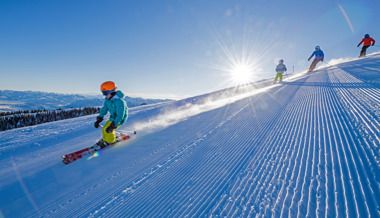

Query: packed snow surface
[1,53,380,217]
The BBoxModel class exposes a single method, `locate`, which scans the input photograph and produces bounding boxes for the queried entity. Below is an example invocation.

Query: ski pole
[322,61,344,71]
[99,125,136,134]
[360,45,380,47]
[322,61,333,67]
[359,44,380,47]
[116,129,137,135]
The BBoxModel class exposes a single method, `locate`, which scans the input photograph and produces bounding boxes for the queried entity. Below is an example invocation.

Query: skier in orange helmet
[94,81,128,149]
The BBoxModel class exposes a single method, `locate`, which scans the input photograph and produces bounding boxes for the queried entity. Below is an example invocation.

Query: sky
[1,0,379,99]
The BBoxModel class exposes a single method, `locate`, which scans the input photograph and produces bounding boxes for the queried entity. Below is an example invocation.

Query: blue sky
[1,0,379,99]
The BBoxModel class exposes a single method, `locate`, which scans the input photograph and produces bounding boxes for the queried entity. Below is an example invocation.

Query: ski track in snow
[1,53,380,217]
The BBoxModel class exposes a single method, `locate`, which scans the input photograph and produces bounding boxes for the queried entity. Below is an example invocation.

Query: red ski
[62,132,136,164]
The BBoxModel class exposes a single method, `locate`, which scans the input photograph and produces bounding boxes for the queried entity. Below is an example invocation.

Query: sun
[229,63,255,85]
[208,29,264,88]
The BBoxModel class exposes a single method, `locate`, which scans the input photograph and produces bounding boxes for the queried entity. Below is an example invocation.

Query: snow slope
[1,53,380,217]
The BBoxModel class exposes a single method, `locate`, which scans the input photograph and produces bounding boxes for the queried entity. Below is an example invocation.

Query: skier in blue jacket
[308,46,324,72]
[274,59,287,84]
[94,81,128,149]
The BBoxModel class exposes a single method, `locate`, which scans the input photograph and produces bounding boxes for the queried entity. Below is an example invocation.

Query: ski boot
[94,140,109,151]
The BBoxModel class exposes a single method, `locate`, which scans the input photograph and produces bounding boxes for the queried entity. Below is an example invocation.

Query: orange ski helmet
[100,81,117,95]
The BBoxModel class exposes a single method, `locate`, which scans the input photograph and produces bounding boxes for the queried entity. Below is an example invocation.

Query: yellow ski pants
[102,120,120,143]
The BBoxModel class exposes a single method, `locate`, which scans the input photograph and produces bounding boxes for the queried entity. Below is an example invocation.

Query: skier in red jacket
[357,34,375,57]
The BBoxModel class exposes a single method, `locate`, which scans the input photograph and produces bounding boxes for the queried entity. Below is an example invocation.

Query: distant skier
[94,81,128,149]
[357,34,375,57]
[274,59,287,84]
[307,46,324,72]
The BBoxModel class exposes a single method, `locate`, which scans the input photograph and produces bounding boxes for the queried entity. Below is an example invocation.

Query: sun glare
[208,28,268,89]
[230,63,254,85]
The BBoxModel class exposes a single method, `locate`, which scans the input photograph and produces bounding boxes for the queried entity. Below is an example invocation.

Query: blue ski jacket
[275,64,287,73]
[98,90,128,126]
[309,50,324,60]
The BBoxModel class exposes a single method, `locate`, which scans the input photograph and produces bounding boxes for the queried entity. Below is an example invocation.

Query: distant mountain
[65,96,171,108]
[0,90,172,112]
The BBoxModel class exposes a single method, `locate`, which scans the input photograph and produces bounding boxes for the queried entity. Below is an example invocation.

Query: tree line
[0,107,100,131]
[0,109,50,117]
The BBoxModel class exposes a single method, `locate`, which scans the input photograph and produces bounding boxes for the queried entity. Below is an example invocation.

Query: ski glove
[372,43,375,46]
[357,44,360,47]
[94,117,103,128]
[106,121,117,133]
[308,57,311,61]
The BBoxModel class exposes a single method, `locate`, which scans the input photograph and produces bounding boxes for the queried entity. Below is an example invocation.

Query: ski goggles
[102,89,116,96]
